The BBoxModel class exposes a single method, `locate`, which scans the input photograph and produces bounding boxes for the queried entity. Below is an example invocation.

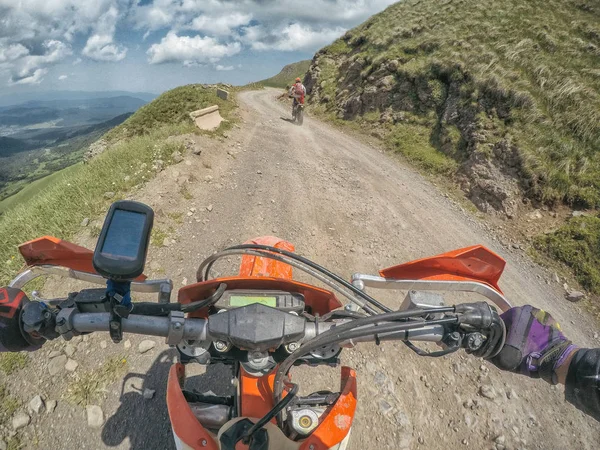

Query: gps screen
[100,209,146,260]
[229,296,277,307]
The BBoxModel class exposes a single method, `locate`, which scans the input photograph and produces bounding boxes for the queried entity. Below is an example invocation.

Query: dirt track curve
[11,88,599,450]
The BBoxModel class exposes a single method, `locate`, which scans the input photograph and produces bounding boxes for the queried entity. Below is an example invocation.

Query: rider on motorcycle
[1,287,598,422]
[289,77,306,117]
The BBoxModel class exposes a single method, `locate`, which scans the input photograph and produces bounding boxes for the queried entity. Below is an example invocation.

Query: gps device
[92,201,154,281]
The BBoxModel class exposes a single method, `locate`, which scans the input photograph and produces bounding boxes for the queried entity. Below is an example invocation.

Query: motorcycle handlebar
[62,310,447,347]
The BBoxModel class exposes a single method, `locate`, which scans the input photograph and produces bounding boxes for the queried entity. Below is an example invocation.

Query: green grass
[0,383,20,425]
[0,165,78,214]
[386,123,458,174]
[0,353,28,375]
[256,60,312,89]
[67,356,127,406]
[534,216,600,294]
[105,84,234,141]
[310,0,600,208]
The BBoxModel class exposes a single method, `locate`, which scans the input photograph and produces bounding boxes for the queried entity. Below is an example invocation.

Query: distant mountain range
[0,90,157,107]
[0,91,151,202]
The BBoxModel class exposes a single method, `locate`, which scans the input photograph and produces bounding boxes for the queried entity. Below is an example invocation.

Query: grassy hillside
[305,0,600,294]
[0,84,232,286]
[106,84,234,141]
[258,61,311,89]
[307,0,600,210]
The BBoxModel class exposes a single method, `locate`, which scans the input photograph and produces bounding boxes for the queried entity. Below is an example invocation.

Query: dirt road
[8,88,599,449]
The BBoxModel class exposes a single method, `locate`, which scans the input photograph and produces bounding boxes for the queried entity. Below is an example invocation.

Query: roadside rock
[64,344,76,358]
[86,405,104,428]
[28,395,45,414]
[83,139,108,162]
[172,151,184,163]
[65,359,79,372]
[143,388,156,400]
[103,191,115,200]
[566,291,585,302]
[48,355,67,376]
[80,218,90,227]
[138,340,156,354]
[48,350,61,358]
[479,385,497,400]
[46,400,57,414]
[100,340,108,349]
[12,412,30,430]
[124,339,132,350]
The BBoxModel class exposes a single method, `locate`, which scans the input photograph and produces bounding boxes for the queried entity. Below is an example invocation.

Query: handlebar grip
[71,312,208,341]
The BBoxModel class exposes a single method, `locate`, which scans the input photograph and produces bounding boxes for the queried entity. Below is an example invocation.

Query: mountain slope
[258,60,311,88]
[305,0,600,217]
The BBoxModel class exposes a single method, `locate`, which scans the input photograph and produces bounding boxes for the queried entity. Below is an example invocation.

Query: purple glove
[491,305,577,384]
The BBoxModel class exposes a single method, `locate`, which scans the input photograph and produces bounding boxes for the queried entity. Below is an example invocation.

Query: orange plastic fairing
[179,277,342,318]
[299,367,357,450]
[238,236,295,279]
[167,363,218,449]
[380,245,505,293]
[18,236,146,280]
[239,366,277,419]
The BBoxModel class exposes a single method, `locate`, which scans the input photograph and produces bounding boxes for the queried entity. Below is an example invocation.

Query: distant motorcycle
[289,94,305,126]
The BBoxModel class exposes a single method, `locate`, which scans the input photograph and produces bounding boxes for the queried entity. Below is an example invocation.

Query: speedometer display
[229,295,277,307]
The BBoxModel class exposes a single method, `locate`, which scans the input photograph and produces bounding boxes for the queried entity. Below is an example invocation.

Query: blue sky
[0,1,397,96]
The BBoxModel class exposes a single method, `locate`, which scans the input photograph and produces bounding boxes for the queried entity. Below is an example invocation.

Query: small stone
[103,191,115,199]
[553,273,560,283]
[566,291,585,302]
[48,355,67,376]
[64,344,76,358]
[187,211,193,216]
[12,412,30,430]
[124,339,132,350]
[143,388,156,400]
[124,175,131,182]
[206,204,213,212]
[172,151,183,163]
[563,282,570,291]
[28,395,45,414]
[193,147,202,155]
[495,435,506,445]
[48,350,61,358]
[65,359,79,372]
[182,277,188,286]
[462,439,468,445]
[511,243,521,249]
[80,218,90,227]
[572,211,585,217]
[479,385,497,400]
[204,175,213,182]
[86,405,104,428]
[190,207,197,212]
[506,389,518,400]
[594,332,599,340]
[46,400,57,413]
[418,437,424,445]
[257,170,262,174]
[138,340,156,354]
[162,237,171,247]
[100,340,107,349]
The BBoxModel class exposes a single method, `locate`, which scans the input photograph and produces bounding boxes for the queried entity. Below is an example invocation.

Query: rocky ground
[1,88,598,450]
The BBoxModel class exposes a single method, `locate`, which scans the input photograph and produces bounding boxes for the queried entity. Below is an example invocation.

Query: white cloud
[82,6,127,62]
[189,13,252,36]
[147,32,241,65]
[0,43,29,63]
[248,23,347,51]
[7,39,72,85]
[215,64,234,71]
[58,74,68,80]
[9,68,47,85]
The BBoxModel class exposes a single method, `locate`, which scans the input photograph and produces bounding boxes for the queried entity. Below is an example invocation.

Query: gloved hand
[491,305,577,384]
[0,287,43,352]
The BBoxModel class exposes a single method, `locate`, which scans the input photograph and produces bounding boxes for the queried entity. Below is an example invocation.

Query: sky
[0,0,398,97]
